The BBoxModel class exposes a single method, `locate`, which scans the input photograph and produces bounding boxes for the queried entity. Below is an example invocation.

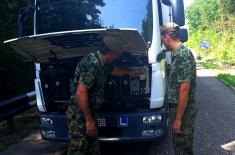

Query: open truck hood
[4,29,147,62]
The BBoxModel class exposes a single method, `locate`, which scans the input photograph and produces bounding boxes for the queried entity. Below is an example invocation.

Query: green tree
[37,0,105,33]
[141,0,153,43]
[0,0,107,100]
[186,0,220,31]
[186,0,235,63]
[0,0,34,100]
[0,0,32,41]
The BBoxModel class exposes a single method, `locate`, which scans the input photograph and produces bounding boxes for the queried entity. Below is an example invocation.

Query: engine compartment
[39,53,151,113]
[101,53,151,111]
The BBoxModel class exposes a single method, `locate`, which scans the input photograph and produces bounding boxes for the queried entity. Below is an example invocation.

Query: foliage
[0,44,34,100]
[200,61,217,69]
[0,108,38,151]
[141,0,153,43]
[0,0,105,100]
[0,0,32,41]
[0,0,35,100]
[186,0,220,31]
[37,0,105,33]
[186,0,235,63]
[217,74,235,88]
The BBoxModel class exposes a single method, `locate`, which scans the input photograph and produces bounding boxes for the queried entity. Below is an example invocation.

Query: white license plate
[97,118,106,127]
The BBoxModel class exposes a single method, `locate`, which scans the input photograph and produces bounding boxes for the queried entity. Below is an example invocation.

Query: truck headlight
[41,130,56,138]
[41,117,53,126]
[143,115,162,124]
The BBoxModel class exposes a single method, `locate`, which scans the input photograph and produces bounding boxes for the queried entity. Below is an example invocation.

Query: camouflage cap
[160,22,180,35]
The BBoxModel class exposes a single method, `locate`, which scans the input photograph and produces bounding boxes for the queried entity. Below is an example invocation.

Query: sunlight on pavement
[196,64,216,77]
[221,140,235,152]
[196,68,216,77]
[23,132,42,141]
[196,64,235,78]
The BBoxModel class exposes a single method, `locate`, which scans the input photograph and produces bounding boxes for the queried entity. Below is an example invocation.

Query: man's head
[160,22,181,51]
[99,39,118,64]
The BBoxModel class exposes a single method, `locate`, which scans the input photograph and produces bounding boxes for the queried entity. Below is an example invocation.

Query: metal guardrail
[0,91,36,122]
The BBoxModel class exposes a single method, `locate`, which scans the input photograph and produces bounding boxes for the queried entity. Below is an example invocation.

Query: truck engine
[101,53,151,111]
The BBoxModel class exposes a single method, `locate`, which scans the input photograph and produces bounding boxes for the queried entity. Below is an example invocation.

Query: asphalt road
[1,66,235,155]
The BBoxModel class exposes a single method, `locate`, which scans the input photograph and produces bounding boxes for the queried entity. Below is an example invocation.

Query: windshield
[36,0,153,43]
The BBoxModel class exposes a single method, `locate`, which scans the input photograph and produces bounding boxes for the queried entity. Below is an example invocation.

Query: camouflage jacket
[70,51,110,112]
[167,44,196,106]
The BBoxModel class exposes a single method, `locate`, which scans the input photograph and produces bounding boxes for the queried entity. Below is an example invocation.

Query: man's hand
[77,84,97,137]
[173,82,190,134]
[172,119,182,134]
[86,119,97,137]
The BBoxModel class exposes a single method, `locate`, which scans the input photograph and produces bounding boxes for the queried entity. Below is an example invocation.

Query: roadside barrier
[0,91,36,122]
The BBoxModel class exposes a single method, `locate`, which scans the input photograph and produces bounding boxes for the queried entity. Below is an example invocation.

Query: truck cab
[4,0,186,142]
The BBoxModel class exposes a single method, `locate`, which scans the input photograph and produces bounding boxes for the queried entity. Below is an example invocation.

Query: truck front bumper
[39,107,169,142]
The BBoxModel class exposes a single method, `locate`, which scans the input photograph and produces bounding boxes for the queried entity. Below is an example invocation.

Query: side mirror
[157,49,167,62]
[171,0,185,26]
[162,0,171,6]
[146,41,151,48]
[179,28,188,42]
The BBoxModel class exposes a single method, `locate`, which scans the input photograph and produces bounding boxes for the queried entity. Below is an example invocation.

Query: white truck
[5,0,187,142]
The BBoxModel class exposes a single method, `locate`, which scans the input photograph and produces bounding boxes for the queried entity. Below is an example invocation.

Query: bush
[0,108,39,151]
[200,61,217,69]
[0,44,34,100]
[217,74,235,88]
[187,29,235,63]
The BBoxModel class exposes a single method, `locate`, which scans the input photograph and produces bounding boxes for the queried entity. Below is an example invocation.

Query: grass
[0,107,39,151]
[217,74,235,89]
[200,61,225,70]
[200,61,217,69]
[199,60,235,89]
[199,59,235,70]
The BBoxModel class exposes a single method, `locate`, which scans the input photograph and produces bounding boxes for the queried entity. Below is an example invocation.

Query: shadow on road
[100,142,152,155]
[194,68,235,155]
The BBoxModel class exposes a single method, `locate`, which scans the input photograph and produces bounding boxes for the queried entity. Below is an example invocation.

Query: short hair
[99,36,120,54]
[160,23,180,40]
[99,40,111,54]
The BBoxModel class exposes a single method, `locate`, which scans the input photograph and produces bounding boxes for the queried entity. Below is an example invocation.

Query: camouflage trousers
[66,103,100,155]
[171,102,198,155]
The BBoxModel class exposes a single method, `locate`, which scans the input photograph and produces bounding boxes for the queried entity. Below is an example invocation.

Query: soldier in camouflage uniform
[160,23,198,155]
[66,39,138,155]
